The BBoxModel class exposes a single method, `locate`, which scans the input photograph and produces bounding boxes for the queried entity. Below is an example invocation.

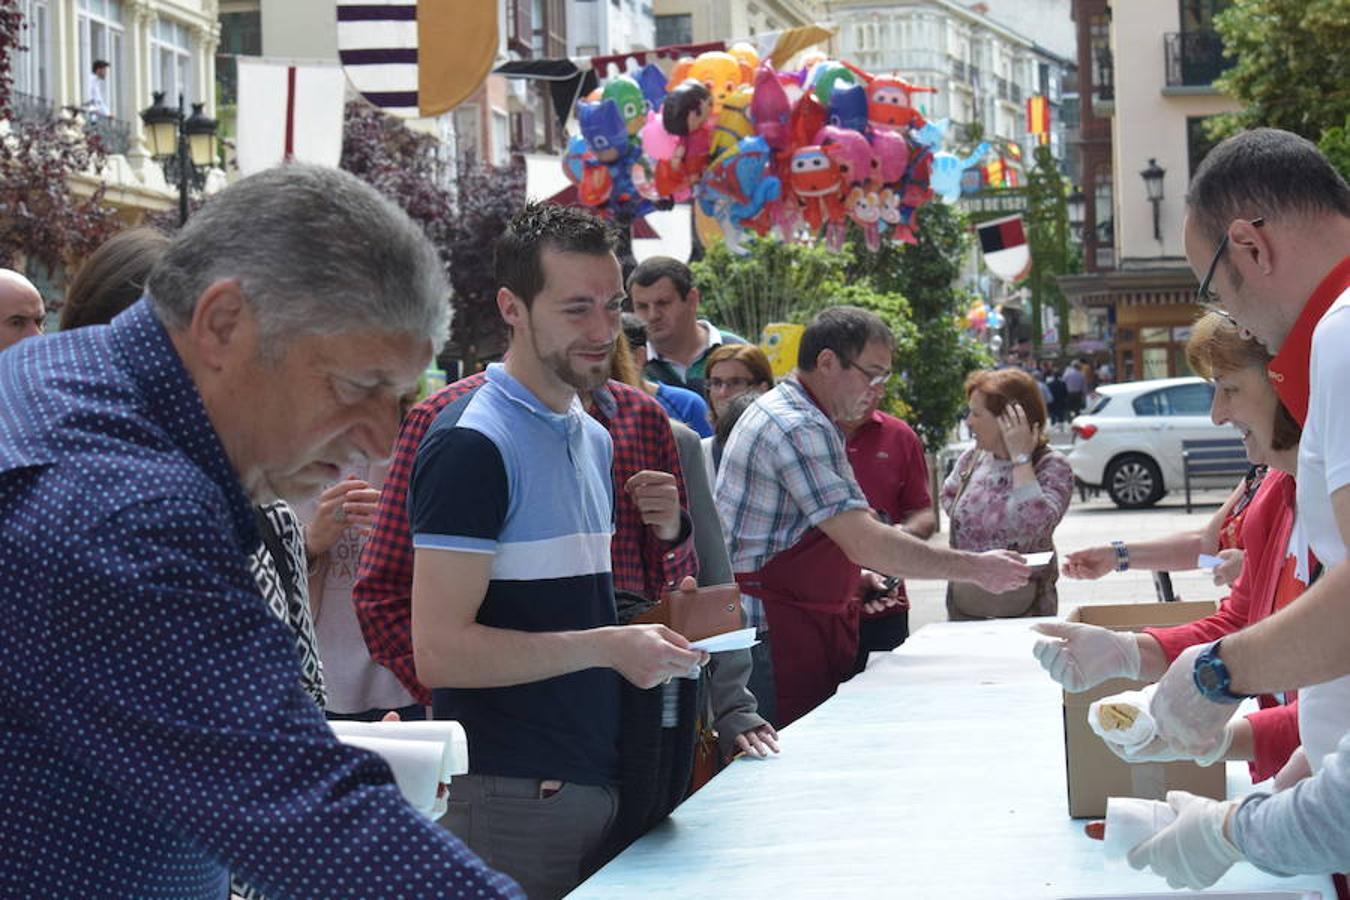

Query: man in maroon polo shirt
[841,395,937,671]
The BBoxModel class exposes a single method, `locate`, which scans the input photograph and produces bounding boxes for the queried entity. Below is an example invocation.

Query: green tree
[847,203,992,454]
[690,237,847,343]
[1020,144,1070,354]
[1209,0,1350,152]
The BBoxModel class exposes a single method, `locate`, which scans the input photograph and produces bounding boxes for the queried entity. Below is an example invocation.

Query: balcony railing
[8,91,130,155]
[996,76,1009,101]
[1010,83,1023,105]
[949,57,967,81]
[1164,30,1233,87]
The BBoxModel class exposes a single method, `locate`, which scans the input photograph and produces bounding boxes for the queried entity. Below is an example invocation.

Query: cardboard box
[1063,601,1228,818]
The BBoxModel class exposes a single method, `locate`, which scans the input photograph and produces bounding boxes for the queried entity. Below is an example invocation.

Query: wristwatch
[1011,451,1032,466]
[1192,640,1255,704]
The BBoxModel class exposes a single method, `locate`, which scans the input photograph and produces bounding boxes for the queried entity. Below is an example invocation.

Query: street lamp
[1066,186,1086,238]
[139,91,218,226]
[1140,158,1166,242]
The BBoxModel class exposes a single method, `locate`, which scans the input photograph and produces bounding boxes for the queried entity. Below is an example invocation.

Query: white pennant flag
[236,58,347,175]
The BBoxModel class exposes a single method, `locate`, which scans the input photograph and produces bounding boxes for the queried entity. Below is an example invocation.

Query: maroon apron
[736,527,863,727]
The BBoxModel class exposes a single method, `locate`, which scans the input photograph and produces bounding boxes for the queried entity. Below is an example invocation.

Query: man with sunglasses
[1119,129,1350,892]
[715,306,1030,726]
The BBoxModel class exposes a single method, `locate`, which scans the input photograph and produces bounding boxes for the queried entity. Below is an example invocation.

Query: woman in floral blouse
[942,368,1075,619]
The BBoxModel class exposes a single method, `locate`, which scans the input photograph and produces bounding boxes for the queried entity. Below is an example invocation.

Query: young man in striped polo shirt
[407,204,706,899]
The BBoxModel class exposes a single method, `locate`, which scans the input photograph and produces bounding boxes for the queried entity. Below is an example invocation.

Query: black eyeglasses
[1196,217,1264,315]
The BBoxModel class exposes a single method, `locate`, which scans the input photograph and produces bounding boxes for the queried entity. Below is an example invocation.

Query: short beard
[532,329,613,394]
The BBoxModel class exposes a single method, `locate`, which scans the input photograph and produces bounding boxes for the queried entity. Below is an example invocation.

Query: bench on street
[1182,437,1249,514]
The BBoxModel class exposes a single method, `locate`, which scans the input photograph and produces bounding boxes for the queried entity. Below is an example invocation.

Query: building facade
[1059,0,1238,382]
[652,0,818,47]
[831,0,1072,168]
[570,0,653,60]
[11,0,222,217]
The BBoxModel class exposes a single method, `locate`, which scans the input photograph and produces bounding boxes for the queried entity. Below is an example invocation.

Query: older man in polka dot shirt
[0,165,521,899]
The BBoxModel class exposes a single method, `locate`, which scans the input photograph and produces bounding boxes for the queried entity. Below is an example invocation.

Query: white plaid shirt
[714,376,869,629]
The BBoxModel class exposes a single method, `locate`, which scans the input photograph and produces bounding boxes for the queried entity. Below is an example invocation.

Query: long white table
[572,619,1333,899]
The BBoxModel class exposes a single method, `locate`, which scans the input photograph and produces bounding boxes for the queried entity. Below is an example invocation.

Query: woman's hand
[1212,548,1244,586]
[305,476,379,559]
[998,402,1040,461]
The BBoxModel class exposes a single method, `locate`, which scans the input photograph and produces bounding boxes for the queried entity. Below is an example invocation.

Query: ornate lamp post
[139,92,218,226]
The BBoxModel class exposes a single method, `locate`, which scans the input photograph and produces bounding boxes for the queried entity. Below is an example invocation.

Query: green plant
[691,237,847,343]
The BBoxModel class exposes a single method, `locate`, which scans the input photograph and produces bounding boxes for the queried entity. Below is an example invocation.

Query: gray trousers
[439,774,619,900]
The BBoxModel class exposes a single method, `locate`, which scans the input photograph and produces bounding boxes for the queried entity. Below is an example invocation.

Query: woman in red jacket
[1033,312,1309,783]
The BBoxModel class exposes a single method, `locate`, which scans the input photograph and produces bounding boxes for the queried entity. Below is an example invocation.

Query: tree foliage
[339,101,526,366]
[848,203,993,454]
[1020,144,1070,353]
[695,202,989,454]
[692,237,846,343]
[447,154,526,365]
[1210,0,1350,152]
[0,5,122,275]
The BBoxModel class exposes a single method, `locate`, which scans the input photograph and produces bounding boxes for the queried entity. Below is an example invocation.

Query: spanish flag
[1026,95,1050,144]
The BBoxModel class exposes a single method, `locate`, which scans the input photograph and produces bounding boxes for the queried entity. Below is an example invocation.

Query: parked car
[1066,376,1237,509]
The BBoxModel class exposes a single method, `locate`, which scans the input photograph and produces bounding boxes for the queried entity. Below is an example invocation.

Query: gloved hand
[1127,790,1243,890]
[1150,642,1242,757]
[1031,621,1142,692]
[1104,720,1234,766]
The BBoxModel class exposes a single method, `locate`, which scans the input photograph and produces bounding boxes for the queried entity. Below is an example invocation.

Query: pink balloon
[869,129,911,184]
[640,109,679,161]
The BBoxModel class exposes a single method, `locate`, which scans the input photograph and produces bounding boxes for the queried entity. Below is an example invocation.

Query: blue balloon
[636,63,668,109]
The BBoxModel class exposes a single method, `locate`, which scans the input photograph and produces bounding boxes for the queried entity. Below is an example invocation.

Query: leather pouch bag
[632,583,743,641]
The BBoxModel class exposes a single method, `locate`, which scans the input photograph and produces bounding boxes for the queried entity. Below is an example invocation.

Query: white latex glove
[1030,621,1142,692]
[1105,720,1234,766]
[1149,642,1241,758]
[1127,790,1243,890]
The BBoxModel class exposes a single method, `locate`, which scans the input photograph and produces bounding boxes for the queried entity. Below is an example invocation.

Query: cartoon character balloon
[930,142,990,203]
[602,75,647,138]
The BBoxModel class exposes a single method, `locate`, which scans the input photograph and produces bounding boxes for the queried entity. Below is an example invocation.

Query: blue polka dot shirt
[0,300,523,899]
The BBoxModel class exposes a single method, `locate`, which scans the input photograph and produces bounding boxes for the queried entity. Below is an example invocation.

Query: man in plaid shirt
[716,306,1032,725]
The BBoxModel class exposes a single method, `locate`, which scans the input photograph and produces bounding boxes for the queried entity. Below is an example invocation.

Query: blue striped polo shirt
[408,363,620,785]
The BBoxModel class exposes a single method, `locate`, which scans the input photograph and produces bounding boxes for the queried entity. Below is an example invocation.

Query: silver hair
[146,162,450,355]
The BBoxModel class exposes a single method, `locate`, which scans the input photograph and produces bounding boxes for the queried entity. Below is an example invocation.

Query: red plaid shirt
[353,373,698,704]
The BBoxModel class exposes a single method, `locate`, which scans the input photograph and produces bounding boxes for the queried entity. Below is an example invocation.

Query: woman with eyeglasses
[941,368,1074,619]
[701,343,774,476]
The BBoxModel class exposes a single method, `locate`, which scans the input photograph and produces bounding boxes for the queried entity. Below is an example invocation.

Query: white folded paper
[1088,687,1158,754]
[1101,796,1178,861]
[1022,551,1055,567]
[689,627,760,653]
[330,720,469,819]
[1198,553,1224,570]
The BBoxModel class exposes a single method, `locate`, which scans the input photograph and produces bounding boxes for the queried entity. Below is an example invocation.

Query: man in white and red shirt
[1126,128,1350,893]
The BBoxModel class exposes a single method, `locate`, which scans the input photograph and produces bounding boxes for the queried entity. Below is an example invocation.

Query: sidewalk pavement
[904,483,1236,635]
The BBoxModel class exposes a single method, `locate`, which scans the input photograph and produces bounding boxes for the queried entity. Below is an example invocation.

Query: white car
[1066,376,1240,509]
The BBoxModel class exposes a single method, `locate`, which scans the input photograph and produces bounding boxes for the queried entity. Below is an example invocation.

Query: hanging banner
[337,0,497,119]
[236,58,345,175]
[976,214,1032,282]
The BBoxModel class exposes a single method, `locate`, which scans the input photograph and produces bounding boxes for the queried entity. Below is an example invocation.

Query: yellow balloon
[694,206,724,249]
[760,323,805,379]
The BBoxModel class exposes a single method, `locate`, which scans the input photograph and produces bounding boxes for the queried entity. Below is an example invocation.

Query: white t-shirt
[1296,286,1350,771]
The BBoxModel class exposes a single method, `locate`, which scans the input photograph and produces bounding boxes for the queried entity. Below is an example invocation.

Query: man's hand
[857,569,906,615]
[734,723,780,759]
[1127,791,1243,890]
[1061,546,1115,580]
[1031,621,1142,692]
[306,476,380,557]
[602,623,709,689]
[969,550,1031,593]
[1212,548,1244,587]
[1150,642,1241,758]
[625,470,682,542]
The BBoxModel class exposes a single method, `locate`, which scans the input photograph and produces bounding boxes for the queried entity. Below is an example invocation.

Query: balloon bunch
[561,46,993,254]
[961,298,1005,333]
